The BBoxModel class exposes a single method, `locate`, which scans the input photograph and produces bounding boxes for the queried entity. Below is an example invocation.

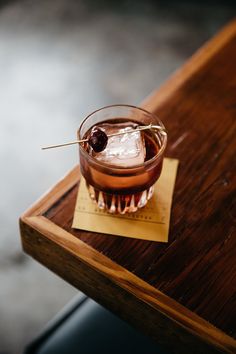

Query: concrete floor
[0,1,235,353]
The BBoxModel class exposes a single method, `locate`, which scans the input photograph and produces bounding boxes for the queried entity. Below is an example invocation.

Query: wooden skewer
[41,124,167,150]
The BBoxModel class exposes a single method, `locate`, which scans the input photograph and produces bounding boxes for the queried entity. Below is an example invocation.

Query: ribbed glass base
[86,183,154,214]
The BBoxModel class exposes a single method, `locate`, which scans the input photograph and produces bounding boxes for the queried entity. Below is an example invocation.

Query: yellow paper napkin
[72,158,179,242]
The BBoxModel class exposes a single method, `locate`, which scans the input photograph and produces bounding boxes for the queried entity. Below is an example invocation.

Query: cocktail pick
[41,124,167,152]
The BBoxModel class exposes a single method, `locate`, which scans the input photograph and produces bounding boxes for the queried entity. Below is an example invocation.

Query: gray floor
[0,1,235,353]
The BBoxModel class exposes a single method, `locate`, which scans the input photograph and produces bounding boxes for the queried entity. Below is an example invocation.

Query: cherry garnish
[88,128,108,152]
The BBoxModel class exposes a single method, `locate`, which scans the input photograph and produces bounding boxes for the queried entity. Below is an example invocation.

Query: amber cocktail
[78,105,167,214]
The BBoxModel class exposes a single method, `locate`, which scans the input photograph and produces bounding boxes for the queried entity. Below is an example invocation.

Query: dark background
[0,1,235,353]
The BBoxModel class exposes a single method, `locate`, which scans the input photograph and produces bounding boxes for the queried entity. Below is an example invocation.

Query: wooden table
[20,20,236,354]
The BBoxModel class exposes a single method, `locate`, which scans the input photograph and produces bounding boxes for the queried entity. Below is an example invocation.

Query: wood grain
[20,19,236,354]
[21,214,232,354]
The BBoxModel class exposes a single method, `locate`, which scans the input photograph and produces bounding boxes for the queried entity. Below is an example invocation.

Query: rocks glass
[78,105,167,214]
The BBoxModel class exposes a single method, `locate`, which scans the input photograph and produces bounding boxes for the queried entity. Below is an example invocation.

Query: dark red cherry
[88,128,108,152]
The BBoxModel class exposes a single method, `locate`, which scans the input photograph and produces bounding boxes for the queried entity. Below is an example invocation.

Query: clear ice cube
[93,122,146,167]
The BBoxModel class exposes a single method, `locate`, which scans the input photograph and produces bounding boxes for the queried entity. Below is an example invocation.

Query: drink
[78,105,167,214]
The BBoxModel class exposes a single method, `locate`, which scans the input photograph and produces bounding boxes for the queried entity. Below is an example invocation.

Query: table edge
[20,165,236,352]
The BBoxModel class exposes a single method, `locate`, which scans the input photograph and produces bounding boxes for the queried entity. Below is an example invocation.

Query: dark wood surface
[20,20,236,354]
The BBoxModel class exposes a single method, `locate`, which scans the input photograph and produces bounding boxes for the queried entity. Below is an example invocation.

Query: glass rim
[78,104,167,170]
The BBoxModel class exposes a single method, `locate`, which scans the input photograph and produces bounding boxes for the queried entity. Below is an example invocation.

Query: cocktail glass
[78,104,167,214]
